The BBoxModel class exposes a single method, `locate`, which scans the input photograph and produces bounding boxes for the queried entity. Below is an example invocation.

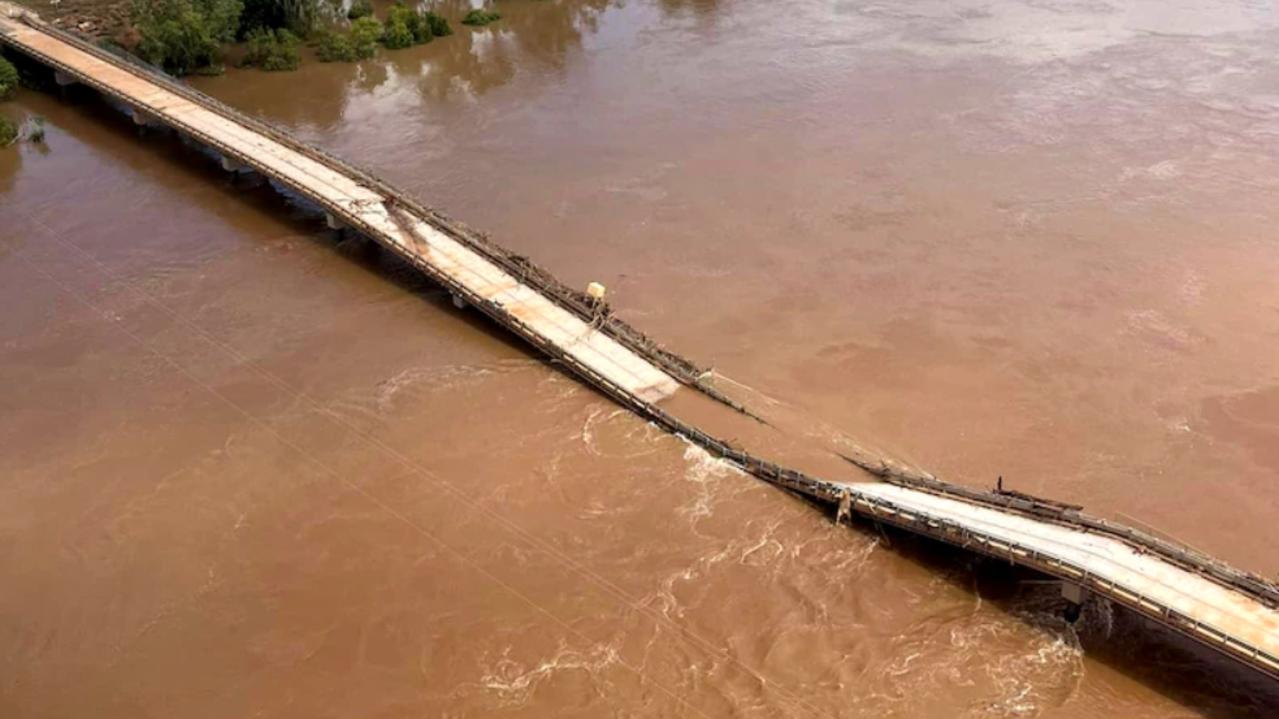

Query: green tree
[461,8,500,26]
[317,15,381,61]
[242,27,300,70]
[314,29,357,61]
[345,0,371,20]
[0,56,18,101]
[424,11,451,37]
[382,5,415,49]
[130,0,244,75]
[349,15,382,58]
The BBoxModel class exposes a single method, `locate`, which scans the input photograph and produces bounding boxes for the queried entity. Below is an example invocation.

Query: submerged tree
[349,15,383,57]
[316,15,381,61]
[461,8,501,26]
[382,4,416,49]
[129,0,244,75]
[381,3,449,49]
[346,0,372,20]
[424,11,451,38]
[242,27,301,70]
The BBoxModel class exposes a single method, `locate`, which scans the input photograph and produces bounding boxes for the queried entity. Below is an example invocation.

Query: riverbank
[13,0,125,38]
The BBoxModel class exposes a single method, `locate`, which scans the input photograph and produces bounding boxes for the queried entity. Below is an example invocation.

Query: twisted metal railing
[4,7,1277,633]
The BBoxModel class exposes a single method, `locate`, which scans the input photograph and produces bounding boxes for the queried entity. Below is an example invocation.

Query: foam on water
[476,640,623,708]
[676,440,745,524]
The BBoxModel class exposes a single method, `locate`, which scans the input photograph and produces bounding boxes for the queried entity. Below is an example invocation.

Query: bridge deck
[0,10,679,404]
[3,4,1277,685]
[849,482,1279,678]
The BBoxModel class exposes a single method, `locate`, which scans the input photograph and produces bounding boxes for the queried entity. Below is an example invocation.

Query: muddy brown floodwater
[4,0,1279,716]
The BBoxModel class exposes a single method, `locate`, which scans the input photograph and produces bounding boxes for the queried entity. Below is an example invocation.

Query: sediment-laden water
[3,0,1279,716]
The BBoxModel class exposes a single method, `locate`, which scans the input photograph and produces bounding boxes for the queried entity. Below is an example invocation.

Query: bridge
[3,3,1277,686]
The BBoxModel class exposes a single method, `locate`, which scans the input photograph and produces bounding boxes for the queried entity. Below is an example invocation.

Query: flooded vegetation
[3,0,1279,717]
[461,7,500,26]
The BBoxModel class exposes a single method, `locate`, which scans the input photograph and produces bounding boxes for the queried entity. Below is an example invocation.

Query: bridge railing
[2,11,765,416]
[5,8,1277,662]
[849,492,1279,679]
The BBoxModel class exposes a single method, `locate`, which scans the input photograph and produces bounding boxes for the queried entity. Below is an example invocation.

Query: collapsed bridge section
[3,3,1277,686]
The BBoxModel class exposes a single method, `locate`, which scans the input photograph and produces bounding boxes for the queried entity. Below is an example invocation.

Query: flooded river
[4,0,1279,716]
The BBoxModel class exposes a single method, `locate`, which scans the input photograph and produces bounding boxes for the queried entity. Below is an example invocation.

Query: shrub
[0,56,18,100]
[409,15,433,44]
[382,11,414,49]
[424,11,451,37]
[346,0,371,19]
[384,3,437,48]
[130,0,244,75]
[315,16,380,62]
[242,27,300,70]
[382,18,413,49]
[461,8,500,26]
[0,114,15,146]
[314,29,357,62]
[349,15,382,58]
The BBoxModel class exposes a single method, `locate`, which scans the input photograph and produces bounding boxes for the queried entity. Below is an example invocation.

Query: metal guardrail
[844,455,1279,610]
[851,492,1279,680]
[3,12,761,420]
[4,12,1277,680]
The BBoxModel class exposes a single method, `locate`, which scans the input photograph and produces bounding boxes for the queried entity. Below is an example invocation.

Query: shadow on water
[772,485,1279,717]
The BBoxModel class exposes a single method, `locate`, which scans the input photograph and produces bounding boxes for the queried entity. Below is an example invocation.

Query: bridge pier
[54,70,76,87]
[1061,582,1088,623]
[325,213,345,231]
[220,155,245,173]
[129,107,169,135]
[451,293,468,310]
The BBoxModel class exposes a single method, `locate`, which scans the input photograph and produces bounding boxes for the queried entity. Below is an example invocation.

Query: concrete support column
[451,293,468,310]
[1061,582,1088,623]
[325,213,344,231]
[220,155,244,173]
[54,70,77,87]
